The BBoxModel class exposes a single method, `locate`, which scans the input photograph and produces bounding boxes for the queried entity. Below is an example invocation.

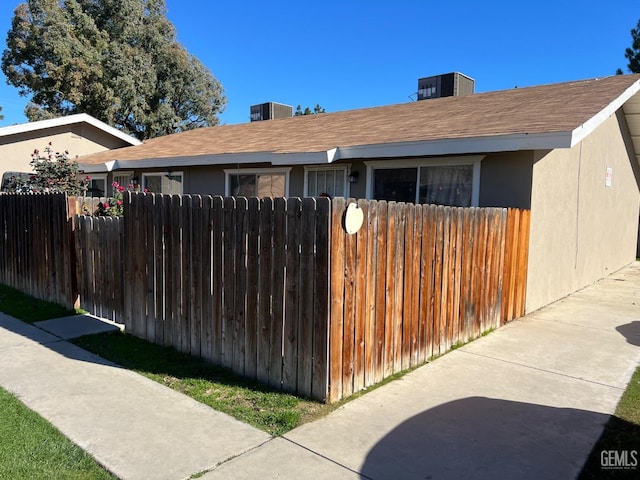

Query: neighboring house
[0,113,141,195]
[78,74,640,313]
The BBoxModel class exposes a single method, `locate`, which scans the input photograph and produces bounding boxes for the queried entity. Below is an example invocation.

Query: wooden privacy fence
[328,198,530,401]
[0,194,76,309]
[74,216,125,323]
[0,193,530,403]
[120,193,331,401]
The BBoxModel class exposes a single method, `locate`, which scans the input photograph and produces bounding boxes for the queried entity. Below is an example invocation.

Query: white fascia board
[0,113,141,146]
[334,132,573,160]
[79,164,109,174]
[570,79,640,147]
[88,149,339,171]
[112,152,274,169]
[79,160,117,173]
[0,114,89,137]
[271,148,338,165]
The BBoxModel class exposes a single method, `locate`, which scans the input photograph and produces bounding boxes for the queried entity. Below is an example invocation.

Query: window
[304,167,348,198]
[142,172,183,194]
[87,175,107,198]
[366,158,481,206]
[418,165,473,206]
[373,168,417,203]
[224,168,290,197]
[113,171,134,190]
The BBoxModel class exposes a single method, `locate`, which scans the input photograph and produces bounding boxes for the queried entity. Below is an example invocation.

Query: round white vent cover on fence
[344,202,364,235]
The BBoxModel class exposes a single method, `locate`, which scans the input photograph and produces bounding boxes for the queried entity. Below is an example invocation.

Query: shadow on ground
[616,321,640,347]
[360,397,634,480]
[579,415,640,480]
[0,313,122,369]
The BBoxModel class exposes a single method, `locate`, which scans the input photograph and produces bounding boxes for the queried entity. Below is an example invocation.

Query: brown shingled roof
[79,74,640,167]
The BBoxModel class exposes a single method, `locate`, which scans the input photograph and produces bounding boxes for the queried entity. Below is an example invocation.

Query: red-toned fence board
[328,200,530,402]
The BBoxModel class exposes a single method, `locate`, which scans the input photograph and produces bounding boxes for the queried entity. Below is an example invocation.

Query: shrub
[11,143,90,195]
[95,181,146,217]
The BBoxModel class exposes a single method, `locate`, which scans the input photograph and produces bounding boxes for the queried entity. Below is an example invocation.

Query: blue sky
[0,1,637,126]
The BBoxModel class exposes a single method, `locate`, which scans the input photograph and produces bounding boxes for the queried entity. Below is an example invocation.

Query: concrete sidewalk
[205,263,640,480]
[0,314,271,479]
[0,263,639,479]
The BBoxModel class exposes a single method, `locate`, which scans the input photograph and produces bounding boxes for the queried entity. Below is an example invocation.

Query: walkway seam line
[456,349,626,391]
[185,437,276,478]
[280,436,374,479]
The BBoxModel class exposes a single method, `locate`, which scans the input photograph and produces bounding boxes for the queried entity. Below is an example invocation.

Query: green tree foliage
[617,19,640,74]
[294,104,326,116]
[2,0,226,140]
[8,143,89,195]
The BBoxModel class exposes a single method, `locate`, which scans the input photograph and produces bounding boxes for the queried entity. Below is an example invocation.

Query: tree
[2,0,226,140]
[295,104,326,116]
[617,19,640,74]
[9,142,89,195]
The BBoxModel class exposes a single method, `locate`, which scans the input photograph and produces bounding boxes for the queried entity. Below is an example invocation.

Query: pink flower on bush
[143,188,149,193]
[117,200,123,206]
[103,202,110,209]
[85,175,91,181]
[112,181,119,187]
[118,186,125,193]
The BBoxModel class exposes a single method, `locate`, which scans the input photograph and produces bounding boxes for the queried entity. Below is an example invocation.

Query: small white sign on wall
[605,166,613,187]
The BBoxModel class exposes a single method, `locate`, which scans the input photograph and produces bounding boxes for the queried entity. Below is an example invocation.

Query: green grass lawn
[579,366,640,479]
[73,332,336,436]
[0,387,115,479]
[0,282,340,436]
[0,283,77,323]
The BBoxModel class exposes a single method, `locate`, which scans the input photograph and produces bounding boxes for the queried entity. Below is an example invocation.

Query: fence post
[67,196,80,310]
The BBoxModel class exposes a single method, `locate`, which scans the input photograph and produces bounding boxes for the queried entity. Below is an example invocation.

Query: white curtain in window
[419,165,472,207]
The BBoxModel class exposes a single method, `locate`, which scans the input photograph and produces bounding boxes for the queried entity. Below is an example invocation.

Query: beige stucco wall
[0,124,133,176]
[526,110,640,312]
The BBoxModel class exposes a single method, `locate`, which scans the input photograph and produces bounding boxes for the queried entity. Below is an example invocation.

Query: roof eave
[79,133,575,172]
[0,113,141,147]
[334,132,574,160]
[570,78,640,147]
[78,149,339,172]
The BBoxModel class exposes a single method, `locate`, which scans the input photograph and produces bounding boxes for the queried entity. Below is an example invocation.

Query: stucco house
[0,113,141,194]
[78,74,640,313]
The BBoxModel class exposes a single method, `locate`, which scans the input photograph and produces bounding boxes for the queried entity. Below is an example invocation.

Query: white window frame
[87,173,107,198]
[303,165,350,198]
[364,156,483,206]
[142,171,184,194]
[223,167,292,197]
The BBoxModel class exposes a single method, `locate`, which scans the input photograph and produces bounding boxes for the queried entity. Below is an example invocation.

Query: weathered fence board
[328,199,530,402]
[329,197,345,401]
[0,194,75,309]
[122,194,332,400]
